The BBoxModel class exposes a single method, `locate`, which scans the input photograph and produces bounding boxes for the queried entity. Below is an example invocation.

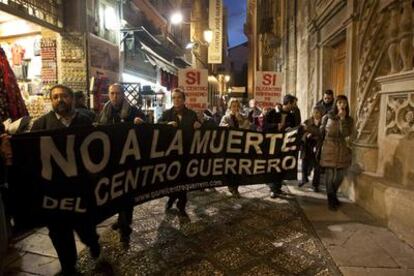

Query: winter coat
[264,108,296,132]
[219,113,250,129]
[300,117,322,159]
[159,106,198,130]
[319,112,353,168]
[97,100,146,125]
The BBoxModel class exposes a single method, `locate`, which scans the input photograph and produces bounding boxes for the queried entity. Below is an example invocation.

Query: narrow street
[4,183,414,275]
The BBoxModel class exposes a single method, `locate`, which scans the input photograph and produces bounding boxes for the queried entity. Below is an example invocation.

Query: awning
[139,41,178,75]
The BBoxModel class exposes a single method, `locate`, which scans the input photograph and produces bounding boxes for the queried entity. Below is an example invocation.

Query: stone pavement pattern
[3,183,414,275]
[77,185,340,275]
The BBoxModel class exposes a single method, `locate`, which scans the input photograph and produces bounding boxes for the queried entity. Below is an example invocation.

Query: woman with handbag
[319,95,354,211]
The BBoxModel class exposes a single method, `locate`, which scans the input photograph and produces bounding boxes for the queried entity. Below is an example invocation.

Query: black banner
[9,124,299,226]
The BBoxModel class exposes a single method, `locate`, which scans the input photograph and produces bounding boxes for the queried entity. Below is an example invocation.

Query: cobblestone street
[4,183,414,275]
[77,185,340,275]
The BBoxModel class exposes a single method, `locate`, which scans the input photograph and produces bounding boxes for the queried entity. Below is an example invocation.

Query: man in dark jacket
[315,89,334,116]
[264,94,297,198]
[97,83,146,246]
[74,90,96,121]
[30,84,100,275]
[159,88,200,216]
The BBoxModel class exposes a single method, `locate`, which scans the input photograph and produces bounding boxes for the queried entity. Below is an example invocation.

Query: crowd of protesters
[0,84,354,275]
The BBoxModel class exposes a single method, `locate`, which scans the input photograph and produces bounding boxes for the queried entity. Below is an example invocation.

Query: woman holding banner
[219,98,250,197]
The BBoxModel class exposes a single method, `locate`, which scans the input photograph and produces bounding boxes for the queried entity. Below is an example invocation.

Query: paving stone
[327,227,400,268]
[211,246,255,271]
[6,252,60,275]
[13,233,57,258]
[340,267,414,276]
[166,259,224,276]
[240,263,283,276]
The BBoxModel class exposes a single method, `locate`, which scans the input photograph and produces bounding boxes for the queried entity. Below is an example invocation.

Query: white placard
[178,69,208,111]
[255,71,283,108]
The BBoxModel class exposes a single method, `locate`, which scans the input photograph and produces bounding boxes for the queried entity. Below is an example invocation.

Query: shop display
[60,35,87,91]
[41,38,57,85]
[0,47,28,121]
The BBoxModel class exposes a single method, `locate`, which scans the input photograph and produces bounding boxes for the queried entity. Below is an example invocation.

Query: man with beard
[30,85,100,275]
[316,89,334,116]
[97,83,146,246]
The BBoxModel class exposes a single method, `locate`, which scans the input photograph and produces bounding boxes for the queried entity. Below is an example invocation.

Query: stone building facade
[278,0,414,246]
[247,0,414,246]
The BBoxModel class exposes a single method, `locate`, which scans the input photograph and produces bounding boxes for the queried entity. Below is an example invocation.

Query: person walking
[319,95,354,211]
[97,83,146,245]
[159,88,200,216]
[30,85,101,275]
[264,95,297,198]
[299,106,323,192]
[316,89,334,116]
[219,98,250,197]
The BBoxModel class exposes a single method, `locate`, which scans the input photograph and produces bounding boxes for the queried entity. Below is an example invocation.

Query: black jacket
[31,111,93,131]
[264,108,296,132]
[159,107,197,130]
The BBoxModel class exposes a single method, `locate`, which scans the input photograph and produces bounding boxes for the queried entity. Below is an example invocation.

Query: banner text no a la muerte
[10,124,300,225]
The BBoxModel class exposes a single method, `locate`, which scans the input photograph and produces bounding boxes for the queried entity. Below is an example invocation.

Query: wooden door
[330,40,346,95]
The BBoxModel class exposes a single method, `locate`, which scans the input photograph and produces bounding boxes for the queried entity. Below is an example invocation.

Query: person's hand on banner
[167,121,178,127]
[193,121,201,129]
[0,134,13,165]
[134,117,144,125]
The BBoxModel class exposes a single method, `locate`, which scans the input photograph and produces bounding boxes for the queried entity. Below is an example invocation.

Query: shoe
[270,192,277,198]
[298,181,307,187]
[328,204,338,211]
[111,222,119,230]
[334,198,342,207]
[232,191,241,198]
[56,267,80,276]
[313,186,320,192]
[178,209,189,217]
[165,201,173,211]
[120,234,130,246]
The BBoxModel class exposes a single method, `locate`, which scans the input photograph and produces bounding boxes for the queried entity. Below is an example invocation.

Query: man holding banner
[97,83,146,246]
[30,84,101,275]
[265,94,297,198]
[159,88,200,216]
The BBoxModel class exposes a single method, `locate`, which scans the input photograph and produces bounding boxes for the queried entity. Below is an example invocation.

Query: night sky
[223,0,247,48]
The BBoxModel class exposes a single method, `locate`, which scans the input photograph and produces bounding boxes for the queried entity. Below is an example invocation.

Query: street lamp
[170,12,184,25]
[203,29,213,44]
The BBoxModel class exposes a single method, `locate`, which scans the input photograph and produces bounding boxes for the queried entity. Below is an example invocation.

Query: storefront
[0,0,64,121]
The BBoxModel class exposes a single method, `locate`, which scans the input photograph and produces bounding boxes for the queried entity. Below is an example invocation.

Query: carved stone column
[399,0,413,71]
[387,2,401,74]
[376,70,414,182]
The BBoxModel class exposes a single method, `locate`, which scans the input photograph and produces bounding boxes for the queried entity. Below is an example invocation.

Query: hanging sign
[208,0,223,64]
